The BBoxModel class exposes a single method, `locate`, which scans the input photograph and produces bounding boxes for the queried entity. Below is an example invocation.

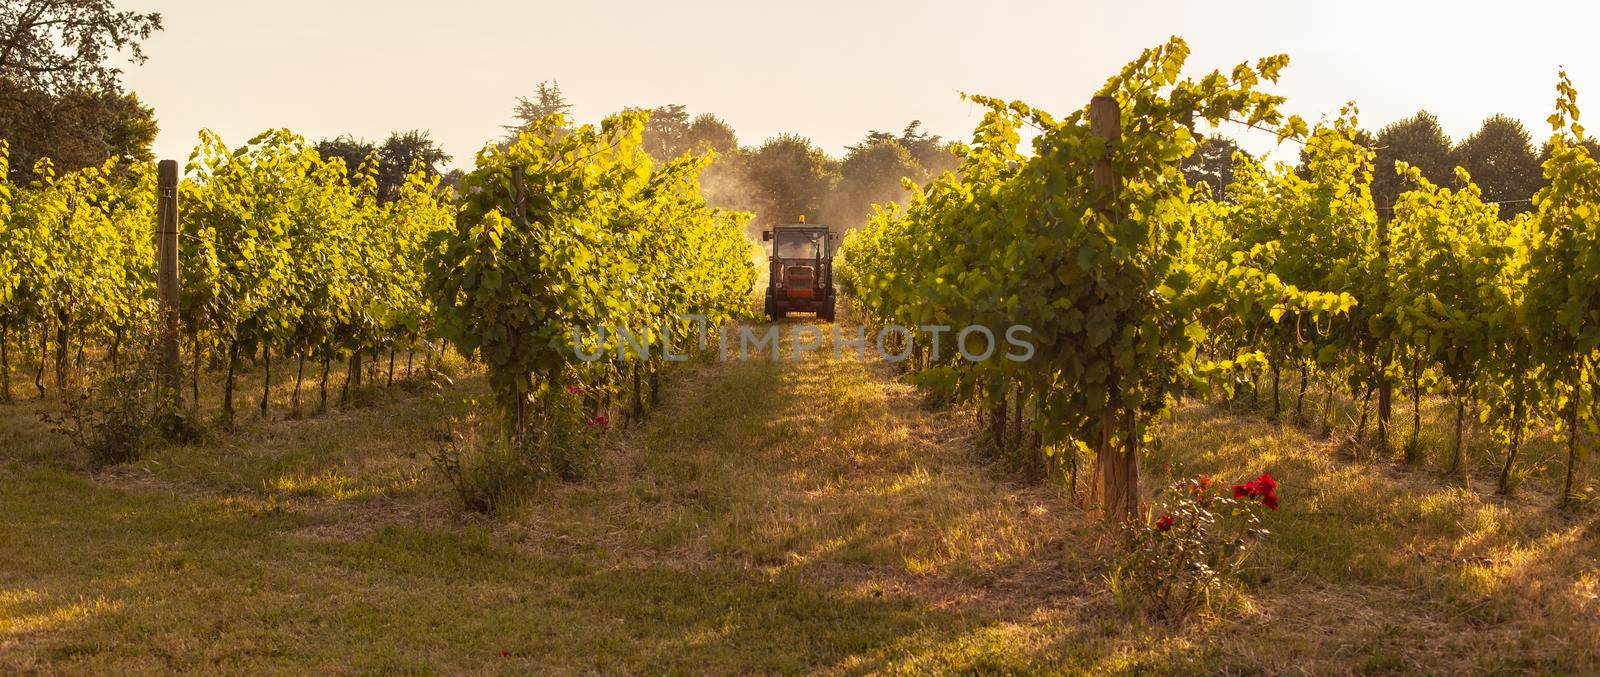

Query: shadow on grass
[0,462,1025,673]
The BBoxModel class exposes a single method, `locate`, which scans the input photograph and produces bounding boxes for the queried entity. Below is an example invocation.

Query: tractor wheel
[821,296,837,322]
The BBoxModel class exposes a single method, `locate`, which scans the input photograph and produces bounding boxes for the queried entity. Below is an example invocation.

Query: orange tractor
[761,220,837,322]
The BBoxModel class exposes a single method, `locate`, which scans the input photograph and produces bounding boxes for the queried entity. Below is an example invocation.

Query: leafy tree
[827,137,920,231]
[313,136,376,177]
[609,107,753,224]
[1181,136,1248,198]
[1453,115,1541,216]
[439,168,465,197]
[743,134,838,228]
[1370,111,1452,212]
[850,121,959,180]
[315,131,451,203]
[376,130,450,202]
[821,122,961,231]
[630,104,749,163]
[503,80,572,139]
[685,113,738,155]
[894,120,960,177]
[0,0,156,185]
[0,0,161,93]
[689,115,760,227]
[0,82,156,182]
[636,104,692,162]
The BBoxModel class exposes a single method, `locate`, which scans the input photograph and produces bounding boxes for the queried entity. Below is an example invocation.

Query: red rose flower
[1155,515,1174,532]
[1229,473,1280,509]
[1255,473,1277,493]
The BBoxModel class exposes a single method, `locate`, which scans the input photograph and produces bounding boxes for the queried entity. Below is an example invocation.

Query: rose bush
[1107,473,1280,623]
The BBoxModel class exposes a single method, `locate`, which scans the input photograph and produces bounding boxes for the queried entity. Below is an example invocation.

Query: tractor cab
[762,218,837,322]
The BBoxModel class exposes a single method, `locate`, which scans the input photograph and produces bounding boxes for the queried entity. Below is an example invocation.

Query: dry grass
[1,325,1597,674]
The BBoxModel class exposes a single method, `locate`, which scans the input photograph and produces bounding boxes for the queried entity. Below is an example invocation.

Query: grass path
[0,328,1100,674]
[3,323,1599,673]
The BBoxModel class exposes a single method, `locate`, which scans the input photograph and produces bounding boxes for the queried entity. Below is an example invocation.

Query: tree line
[498,80,962,237]
[1186,111,1600,218]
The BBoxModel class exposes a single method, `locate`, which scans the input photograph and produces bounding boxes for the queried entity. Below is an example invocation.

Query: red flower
[587,414,609,429]
[566,385,582,395]
[500,651,511,658]
[1255,473,1279,508]
[1255,473,1277,493]
[1230,473,1280,509]
[1155,515,1174,532]
[1197,474,1213,491]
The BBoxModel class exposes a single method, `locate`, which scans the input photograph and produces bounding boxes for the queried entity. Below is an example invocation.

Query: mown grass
[1,322,1597,674]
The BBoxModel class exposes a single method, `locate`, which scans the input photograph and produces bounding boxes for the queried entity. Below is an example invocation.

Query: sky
[123,0,1600,171]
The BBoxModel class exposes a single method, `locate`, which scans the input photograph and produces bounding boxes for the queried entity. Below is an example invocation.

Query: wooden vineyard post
[1089,95,1138,522]
[1375,197,1392,454]
[156,160,183,409]
[509,165,529,440]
